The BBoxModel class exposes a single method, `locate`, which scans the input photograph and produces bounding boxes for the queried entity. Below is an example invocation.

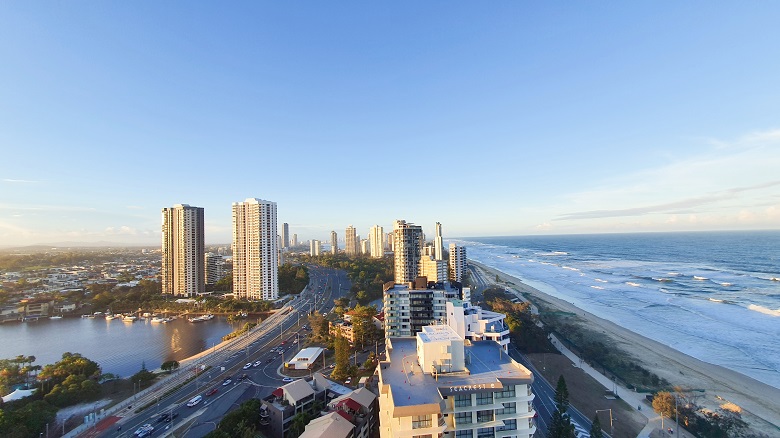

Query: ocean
[450,231,780,390]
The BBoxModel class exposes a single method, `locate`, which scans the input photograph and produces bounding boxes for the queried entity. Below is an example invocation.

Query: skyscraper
[281,222,290,249]
[161,204,205,297]
[345,225,358,256]
[369,225,384,258]
[449,243,467,282]
[310,240,321,256]
[434,222,443,261]
[393,220,423,284]
[291,234,298,247]
[330,230,338,254]
[232,198,279,301]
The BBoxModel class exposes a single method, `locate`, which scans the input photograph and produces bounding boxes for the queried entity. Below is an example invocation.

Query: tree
[332,334,351,380]
[289,412,312,437]
[653,391,676,429]
[547,375,575,438]
[160,361,180,372]
[131,362,156,387]
[589,415,604,438]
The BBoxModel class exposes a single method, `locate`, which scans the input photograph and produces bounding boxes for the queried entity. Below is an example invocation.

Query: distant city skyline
[2,3,780,247]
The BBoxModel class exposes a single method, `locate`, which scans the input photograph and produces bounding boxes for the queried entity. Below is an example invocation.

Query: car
[239,373,248,380]
[253,360,262,367]
[282,377,294,382]
[328,364,335,369]
[344,378,351,384]
[186,395,202,407]
[280,341,285,345]
[134,424,154,436]
[165,413,179,422]
[243,362,252,370]
[222,379,232,386]
[266,358,273,363]
[206,388,218,396]
[157,413,170,423]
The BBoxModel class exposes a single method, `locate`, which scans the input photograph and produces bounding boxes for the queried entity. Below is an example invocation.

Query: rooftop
[379,337,533,416]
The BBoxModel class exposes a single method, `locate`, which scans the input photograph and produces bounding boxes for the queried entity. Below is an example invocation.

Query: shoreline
[471,261,780,431]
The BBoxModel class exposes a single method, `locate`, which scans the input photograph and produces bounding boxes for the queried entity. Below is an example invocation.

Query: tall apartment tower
[345,225,358,256]
[281,223,290,248]
[393,220,423,284]
[449,243,467,282]
[162,204,205,297]
[385,232,394,251]
[232,198,279,301]
[205,252,225,285]
[369,225,384,258]
[310,240,321,256]
[434,222,443,260]
[291,234,298,247]
[330,231,338,254]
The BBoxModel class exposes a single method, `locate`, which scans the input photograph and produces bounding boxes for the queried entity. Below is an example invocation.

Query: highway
[93,266,350,438]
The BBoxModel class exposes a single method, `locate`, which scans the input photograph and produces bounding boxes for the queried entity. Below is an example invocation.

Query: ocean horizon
[449,230,780,390]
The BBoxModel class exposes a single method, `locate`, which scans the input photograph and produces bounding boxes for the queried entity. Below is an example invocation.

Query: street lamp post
[596,409,614,436]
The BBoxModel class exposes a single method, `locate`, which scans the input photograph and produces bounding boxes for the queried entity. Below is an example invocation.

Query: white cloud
[553,128,780,230]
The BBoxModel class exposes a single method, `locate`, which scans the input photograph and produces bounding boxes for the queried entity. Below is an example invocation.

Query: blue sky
[1,2,779,246]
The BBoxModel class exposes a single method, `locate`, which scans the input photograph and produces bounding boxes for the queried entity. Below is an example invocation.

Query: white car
[253,360,262,367]
[186,395,202,407]
[134,424,153,436]
[282,377,294,382]
[243,362,252,369]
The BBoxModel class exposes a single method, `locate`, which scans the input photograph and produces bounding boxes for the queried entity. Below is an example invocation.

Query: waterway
[0,316,241,378]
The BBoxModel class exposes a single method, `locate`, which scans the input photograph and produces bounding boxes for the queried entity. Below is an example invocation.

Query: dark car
[206,388,218,396]
[166,413,179,422]
[157,413,170,423]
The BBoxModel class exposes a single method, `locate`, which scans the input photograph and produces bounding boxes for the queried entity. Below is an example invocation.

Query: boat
[142,312,151,318]
[188,314,214,323]
[150,316,164,323]
[49,315,63,320]
[105,314,117,320]
[122,315,137,322]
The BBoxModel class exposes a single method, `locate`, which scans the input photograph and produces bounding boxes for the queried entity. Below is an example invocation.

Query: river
[0,316,241,378]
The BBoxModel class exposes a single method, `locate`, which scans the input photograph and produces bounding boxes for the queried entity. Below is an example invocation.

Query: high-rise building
[205,252,225,285]
[434,222,443,261]
[369,225,384,258]
[345,225,358,256]
[385,232,393,251]
[161,204,205,297]
[310,239,321,257]
[377,325,536,438]
[291,234,298,247]
[393,220,423,284]
[360,238,369,255]
[449,243,467,282]
[281,223,290,249]
[330,231,338,254]
[418,256,448,282]
[383,279,461,338]
[232,198,279,301]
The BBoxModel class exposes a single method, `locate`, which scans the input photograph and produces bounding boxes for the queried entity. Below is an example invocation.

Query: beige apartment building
[161,204,205,297]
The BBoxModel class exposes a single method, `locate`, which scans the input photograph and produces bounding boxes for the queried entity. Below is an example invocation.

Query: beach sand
[472,261,780,433]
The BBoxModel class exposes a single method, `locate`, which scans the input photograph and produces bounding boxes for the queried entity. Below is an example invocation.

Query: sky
[1,2,779,246]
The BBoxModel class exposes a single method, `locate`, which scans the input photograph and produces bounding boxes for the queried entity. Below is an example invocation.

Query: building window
[455,394,472,407]
[476,392,493,406]
[498,385,515,399]
[455,412,472,425]
[412,414,432,429]
[497,419,517,431]
[476,427,494,438]
[476,410,494,423]
[497,402,516,415]
[455,430,473,438]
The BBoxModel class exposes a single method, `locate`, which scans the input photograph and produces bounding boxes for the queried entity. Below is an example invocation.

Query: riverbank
[471,261,780,434]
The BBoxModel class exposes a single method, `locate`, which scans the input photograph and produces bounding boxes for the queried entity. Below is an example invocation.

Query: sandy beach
[472,261,780,433]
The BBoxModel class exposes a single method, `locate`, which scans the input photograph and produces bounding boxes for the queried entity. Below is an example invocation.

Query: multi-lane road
[94,266,350,438]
